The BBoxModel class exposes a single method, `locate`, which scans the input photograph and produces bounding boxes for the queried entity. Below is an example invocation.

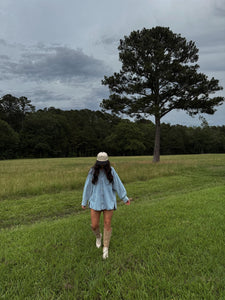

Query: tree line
[0,94,225,160]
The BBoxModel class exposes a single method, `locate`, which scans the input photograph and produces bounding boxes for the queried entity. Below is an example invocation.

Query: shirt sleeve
[81,170,93,206]
[112,167,129,203]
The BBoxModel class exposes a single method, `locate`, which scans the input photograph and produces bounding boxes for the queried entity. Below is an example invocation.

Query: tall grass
[0,154,225,299]
[1,154,224,200]
[0,157,90,200]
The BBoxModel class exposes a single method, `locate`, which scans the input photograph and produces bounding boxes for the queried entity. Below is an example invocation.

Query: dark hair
[92,161,113,184]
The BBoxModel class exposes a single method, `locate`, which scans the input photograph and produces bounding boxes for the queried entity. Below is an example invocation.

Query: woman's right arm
[81,170,93,208]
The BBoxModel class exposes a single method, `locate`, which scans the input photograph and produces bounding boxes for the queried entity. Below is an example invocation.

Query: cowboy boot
[103,228,112,259]
[91,227,102,248]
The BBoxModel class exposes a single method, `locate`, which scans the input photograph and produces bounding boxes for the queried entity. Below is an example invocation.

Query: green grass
[0,154,225,299]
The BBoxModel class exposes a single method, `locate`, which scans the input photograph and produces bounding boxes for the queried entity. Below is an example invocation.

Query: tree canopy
[101,26,224,162]
[0,94,35,131]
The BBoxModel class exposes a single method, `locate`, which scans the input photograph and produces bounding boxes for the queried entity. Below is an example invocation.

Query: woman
[81,152,131,259]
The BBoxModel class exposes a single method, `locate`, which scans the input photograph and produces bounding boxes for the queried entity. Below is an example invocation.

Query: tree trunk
[153,116,160,162]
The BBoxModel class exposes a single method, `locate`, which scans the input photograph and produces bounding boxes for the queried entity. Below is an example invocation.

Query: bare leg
[91,209,101,231]
[103,210,113,231]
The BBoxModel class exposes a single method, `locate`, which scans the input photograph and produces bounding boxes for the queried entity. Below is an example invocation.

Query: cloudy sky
[0,0,224,126]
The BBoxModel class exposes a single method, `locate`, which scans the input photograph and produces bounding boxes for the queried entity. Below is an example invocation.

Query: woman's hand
[125,198,132,205]
[82,205,86,210]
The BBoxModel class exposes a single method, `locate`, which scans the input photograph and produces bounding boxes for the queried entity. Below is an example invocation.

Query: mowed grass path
[0,154,225,299]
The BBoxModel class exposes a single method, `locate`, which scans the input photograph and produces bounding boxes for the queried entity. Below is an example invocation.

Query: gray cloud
[0,39,7,46]
[79,85,109,111]
[97,35,120,46]
[193,28,225,49]
[198,48,225,73]
[0,44,111,83]
[213,0,225,17]
[17,80,109,111]
[0,54,9,60]
[0,0,224,125]
[32,89,70,102]
[29,89,74,110]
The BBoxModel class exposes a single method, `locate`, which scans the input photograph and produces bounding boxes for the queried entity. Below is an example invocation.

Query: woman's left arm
[112,168,130,204]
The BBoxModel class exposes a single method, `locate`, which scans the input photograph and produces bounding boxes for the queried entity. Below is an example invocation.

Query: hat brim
[96,160,108,165]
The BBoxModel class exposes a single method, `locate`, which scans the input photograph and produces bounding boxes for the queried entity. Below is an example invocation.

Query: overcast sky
[0,0,224,126]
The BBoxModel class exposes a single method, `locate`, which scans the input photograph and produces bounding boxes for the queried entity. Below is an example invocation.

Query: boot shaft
[91,226,101,238]
[103,228,112,248]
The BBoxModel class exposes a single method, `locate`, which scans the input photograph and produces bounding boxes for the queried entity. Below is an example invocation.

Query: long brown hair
[92,161,113,184]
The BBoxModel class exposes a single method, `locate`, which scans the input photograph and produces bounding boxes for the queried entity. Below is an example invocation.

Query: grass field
[0,154,225,299]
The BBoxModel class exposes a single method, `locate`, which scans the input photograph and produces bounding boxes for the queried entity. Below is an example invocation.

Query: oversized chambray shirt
[82,167,129,211]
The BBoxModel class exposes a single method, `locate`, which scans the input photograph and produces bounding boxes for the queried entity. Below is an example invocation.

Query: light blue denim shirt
[82,167,129,211]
